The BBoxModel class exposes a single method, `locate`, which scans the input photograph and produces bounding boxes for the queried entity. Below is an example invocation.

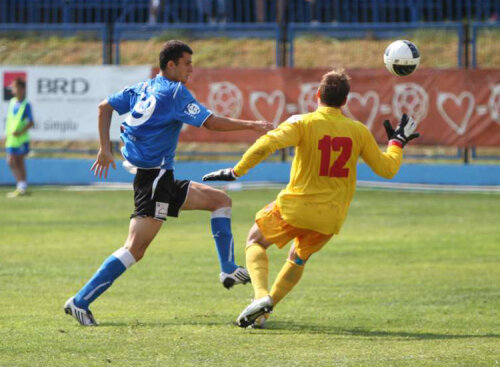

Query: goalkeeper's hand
[202,168,238,182]
[383,114,420,147]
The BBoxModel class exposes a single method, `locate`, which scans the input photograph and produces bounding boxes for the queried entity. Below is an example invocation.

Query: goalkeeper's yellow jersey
[233,106,403,235]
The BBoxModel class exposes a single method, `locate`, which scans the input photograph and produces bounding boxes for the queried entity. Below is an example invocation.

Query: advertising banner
[180,68,500,147]
[2,67,499,147]
[0,66,151,141]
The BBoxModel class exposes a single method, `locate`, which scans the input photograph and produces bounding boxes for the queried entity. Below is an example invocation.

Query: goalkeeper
[203,68,420,328]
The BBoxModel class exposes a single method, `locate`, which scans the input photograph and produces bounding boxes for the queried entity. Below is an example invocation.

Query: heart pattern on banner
[342,91,380,130]
[437,92,475,136]
[489,85,500,124]
[250,90,286,127]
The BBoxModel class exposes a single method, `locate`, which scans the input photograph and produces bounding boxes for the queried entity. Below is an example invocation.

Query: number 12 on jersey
[318,136,353,178]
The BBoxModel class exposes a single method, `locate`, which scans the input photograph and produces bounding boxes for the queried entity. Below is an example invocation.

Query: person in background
[148,0,160,24]
[256,0,266,22]
[197,0,226,23]
[4,78,35,198]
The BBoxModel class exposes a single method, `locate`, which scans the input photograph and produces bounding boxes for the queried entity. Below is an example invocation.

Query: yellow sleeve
[233,121,301,177]
[360,125,403,179]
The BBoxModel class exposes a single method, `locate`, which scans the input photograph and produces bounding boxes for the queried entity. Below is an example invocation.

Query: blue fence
[1,0,500,24]
[2,21,495,68]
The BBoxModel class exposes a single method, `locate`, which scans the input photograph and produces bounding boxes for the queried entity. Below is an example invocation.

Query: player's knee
[288,248,307,265]
[211,189,231,210]
[246,225,271,249]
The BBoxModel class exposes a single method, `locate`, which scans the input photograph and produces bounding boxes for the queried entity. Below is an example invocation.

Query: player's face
[10,84,25,100]
[171,52,193,84]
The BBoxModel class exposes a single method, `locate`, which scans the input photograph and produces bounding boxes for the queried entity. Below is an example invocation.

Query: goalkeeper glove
[383,114,420,147]
[202,168,238,182]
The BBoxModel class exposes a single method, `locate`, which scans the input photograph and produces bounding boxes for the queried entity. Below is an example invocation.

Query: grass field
[0,187,499,366]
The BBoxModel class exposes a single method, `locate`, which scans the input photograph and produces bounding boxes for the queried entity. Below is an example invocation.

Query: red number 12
[318,136,353,177]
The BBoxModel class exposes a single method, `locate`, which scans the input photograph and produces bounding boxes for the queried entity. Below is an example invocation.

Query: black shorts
[131,169,190,221]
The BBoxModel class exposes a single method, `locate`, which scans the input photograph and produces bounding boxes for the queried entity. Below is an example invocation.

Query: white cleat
[237,295,273,328]
[250,313,269,329]
[64,297,98,326]
[220,266,251,289]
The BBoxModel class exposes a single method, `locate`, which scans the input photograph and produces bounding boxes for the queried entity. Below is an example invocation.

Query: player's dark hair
[159,40,193,71]
[14,78,26,89]
[318,69,351,107]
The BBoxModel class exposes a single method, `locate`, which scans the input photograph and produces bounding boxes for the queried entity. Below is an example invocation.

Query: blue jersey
[13,100,34,122]
[108,75,212,170]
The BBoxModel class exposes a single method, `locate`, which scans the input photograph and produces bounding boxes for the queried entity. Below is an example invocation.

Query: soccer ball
[384,40,420,76]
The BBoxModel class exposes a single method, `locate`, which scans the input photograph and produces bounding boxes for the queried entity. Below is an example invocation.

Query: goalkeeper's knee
[288,247,307,265]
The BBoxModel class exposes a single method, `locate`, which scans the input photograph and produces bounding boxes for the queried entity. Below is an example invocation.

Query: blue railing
[1,0,500,24]
[0,21,481,67]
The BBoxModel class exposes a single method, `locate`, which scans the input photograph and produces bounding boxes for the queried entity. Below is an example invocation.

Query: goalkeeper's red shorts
[255,201,333,261]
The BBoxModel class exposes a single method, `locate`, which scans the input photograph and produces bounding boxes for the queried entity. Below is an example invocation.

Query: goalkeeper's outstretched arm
[202,136,277,182]
[361,114,420,179]
[203,121,301,182]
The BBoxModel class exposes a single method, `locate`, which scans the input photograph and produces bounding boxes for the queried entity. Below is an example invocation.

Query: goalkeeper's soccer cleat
[220,266,251,289]
[237,295,273,328]
[250,313,269,329]
[64,297,98,326]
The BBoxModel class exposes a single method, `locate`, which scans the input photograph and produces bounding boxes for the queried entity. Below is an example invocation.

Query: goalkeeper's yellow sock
[246,243,269,300]
[270,260,305,306]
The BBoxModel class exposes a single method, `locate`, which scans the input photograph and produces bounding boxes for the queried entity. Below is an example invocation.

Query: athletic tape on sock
[112,248,137,268]
[293,257,305,266]
[211,207,231,219]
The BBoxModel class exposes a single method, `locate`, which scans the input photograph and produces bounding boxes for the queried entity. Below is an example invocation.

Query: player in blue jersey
[64,40,272,326]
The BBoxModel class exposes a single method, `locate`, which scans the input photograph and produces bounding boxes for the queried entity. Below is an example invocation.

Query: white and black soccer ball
[384,40,420,76]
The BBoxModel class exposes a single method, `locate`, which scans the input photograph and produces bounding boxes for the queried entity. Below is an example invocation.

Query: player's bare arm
[91,99,116,179]
[12,120,34,137]
[204,115,272,132]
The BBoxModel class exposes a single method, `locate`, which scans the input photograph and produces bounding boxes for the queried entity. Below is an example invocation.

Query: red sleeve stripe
[389,139,403,148]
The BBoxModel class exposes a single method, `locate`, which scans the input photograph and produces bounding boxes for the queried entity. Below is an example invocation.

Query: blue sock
[73,248,136,310]
[211,207,238,274]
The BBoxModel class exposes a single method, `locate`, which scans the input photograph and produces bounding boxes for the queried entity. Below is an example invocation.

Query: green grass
[0,187,499,366]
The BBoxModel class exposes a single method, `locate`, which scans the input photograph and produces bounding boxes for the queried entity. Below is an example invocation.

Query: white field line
[30,181,500,194]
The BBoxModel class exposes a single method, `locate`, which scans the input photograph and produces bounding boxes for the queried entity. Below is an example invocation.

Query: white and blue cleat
[64,297,98,326]
[220,266,251,290]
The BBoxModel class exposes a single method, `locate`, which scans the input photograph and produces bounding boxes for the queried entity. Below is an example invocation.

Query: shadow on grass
[261,322,500,340]
[98,319,235,328]
[96,320,499,340]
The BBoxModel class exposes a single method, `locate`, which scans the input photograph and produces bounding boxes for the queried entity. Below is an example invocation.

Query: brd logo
[37,77,89,95]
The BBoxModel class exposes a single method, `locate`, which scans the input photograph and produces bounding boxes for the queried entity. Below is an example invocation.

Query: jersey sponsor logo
[155,202,169,219]
[125,92,157,126]
[185,103,201,116]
